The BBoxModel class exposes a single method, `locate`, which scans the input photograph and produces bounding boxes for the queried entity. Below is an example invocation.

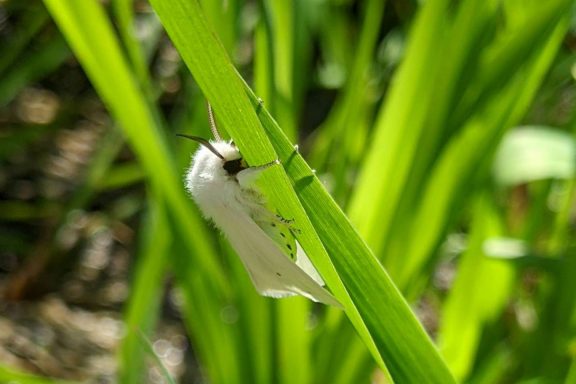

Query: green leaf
[438,195,514,381]
[118,195,170,384]
[493,127,576,186]
[0,365,79,384]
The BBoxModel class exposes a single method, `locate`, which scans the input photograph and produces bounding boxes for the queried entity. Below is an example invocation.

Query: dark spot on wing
[286,244,292,250]
[271,223,276,227]
[280,232,286,238]
[276,272,282,277]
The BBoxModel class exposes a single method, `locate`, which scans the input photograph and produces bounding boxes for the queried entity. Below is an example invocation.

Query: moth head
[176,134,248,175]
[177,103,248,175]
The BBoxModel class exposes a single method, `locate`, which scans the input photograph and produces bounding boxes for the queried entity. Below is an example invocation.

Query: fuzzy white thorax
[186,141,248,223]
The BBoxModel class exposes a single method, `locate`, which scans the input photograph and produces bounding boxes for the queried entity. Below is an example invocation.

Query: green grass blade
[170,239,247,384]
[118,195,170,384]
[438,194,514,380]
[263,0,296,138]
[347,0,452,252]
[0,3,49,75]
[0,34,70,106]
[310,0,386,201]
[253,3,328,383]
[0,365,79,384]
[112,0,155,96]
[136,330,177,384]
[200,0,239,56]
[275,300,312,384]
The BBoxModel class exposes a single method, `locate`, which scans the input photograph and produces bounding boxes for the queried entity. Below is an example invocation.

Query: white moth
[179,105,340,307]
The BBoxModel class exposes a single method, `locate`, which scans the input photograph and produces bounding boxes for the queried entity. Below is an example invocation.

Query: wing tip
[259,287,343,308]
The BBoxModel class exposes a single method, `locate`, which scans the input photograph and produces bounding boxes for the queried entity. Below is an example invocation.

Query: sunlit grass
[1,0,575,383]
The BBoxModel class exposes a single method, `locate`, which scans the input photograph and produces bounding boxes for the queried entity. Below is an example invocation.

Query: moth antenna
[207,103,222,141]
[176,133,225,160]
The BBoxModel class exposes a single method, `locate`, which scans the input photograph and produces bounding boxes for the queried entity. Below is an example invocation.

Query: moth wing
[295,242,325,286]
[220,208,341,307]
[256,218,325,286]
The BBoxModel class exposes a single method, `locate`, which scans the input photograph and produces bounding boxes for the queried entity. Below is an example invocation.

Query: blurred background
[0,0,575,383]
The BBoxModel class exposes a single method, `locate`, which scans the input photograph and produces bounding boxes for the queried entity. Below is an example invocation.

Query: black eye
[223,158,246,175]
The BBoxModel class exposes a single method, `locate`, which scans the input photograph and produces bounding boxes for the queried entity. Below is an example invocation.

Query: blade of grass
[438,194,514,380]
[275,299,312,384]
[170,237,248,383]
[549,178,576,254]
[310,0,388,379]
[451,0,571,129]
[254,4,276,114]
[0,365,79,384]
[0,34,70,106]
[261,0,297,138]
[567,358,576,384]
[223,245,274,384]
[347,0,451,253]
[310,0,386,202]
[253,3,325,383]
[200,0,239,56]
[118,194,170,384]
[137,330,177,384]
[112,0,154,97]
[0,3,49,75]
[469,347,513,384]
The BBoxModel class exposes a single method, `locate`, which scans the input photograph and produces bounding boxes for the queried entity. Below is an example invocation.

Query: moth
[178,105,340,307]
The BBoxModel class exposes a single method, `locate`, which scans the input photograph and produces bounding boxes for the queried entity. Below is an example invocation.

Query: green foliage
[0,365,80,384]
[2,0,575,383]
